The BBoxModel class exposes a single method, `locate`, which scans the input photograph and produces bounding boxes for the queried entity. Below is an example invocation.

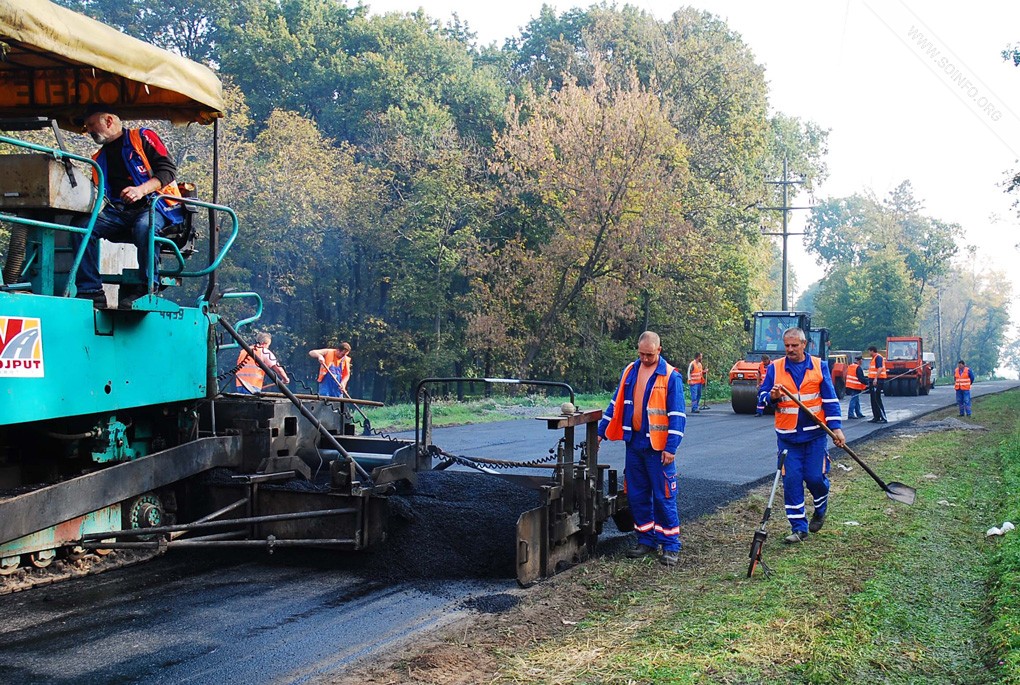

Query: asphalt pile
[367,470,542,580]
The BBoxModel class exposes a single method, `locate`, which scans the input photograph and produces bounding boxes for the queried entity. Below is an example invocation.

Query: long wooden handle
[776,385,890,490]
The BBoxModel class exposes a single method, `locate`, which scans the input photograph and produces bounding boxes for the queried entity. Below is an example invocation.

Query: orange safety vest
[772,356,825,434]
[92,129,183,207]
[845,363,867,391]
[688,360,704,385]
[954,366,972,390]
[867,354,888,380]
[605,361,676,451]
[235,345,268,392]
[757,362,769,382]
[317,350,351,384]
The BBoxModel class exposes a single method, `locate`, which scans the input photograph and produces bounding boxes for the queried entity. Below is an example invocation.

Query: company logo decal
[0,317,44,377]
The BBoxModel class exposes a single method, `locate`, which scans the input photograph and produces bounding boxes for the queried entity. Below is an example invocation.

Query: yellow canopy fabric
[0,0,223,126]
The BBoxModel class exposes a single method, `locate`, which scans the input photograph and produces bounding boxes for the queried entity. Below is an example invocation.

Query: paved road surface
[1,380,1015,683]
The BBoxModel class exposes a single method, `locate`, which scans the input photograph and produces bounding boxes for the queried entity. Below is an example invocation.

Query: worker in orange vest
[309,342,352,397]
[235,332,290,394]
[954,360,975,416]
[687,352,706,413]
[844,355,868,420]
[599,331,686,566]
[758,327,845,543]
[866,345,888,423]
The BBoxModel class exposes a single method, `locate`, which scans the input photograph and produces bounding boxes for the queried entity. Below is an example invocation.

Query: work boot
[809,512,826,533]
[76,290,107,308]
[660,550,680,567]
[783,531,808,544]
[118,284,149,309]
[625,543,656,559]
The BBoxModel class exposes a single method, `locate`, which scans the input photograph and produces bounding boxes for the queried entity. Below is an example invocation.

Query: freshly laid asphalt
[0,380,1015,683]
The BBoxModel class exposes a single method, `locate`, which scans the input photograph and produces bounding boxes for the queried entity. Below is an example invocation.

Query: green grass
[495,390,1020,684]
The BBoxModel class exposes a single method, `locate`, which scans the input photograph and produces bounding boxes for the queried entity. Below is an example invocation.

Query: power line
[760,158,814,309]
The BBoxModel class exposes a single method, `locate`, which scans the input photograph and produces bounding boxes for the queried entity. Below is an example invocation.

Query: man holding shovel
[309,342,352,397]
[757,327,845,544]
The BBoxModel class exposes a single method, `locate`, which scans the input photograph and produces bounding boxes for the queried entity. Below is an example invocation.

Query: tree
[467,57,689,377]
[56,0,229,63]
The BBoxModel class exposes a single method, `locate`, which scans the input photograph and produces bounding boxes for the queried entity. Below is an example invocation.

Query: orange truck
[882,336,933,396]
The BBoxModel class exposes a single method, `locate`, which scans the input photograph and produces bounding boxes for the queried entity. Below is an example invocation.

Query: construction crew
[755,354,771,416]
[866,345,889,423]
[71,105,185,309]
[309,342,352,397]
[235,332,290,394]
[599,331,686,566]
[687,352,706,413]
[845,355,868,419]
[758,327,845,543]
[954,360,975,416]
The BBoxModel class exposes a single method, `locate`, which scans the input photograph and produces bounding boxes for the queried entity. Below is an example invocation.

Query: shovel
[321,362,373,435]
[748,449,786,578]
[777,386,916,505]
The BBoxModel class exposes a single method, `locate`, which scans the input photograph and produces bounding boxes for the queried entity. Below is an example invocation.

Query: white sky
[365,0,1020,342]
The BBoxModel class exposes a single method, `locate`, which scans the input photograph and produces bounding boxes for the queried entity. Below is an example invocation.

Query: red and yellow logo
[0,317,44,377]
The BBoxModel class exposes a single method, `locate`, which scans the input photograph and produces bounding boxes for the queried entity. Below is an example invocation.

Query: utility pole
[760,158,814,310]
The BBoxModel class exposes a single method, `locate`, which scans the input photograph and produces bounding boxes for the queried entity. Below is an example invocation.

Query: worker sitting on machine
[70,105,185,309]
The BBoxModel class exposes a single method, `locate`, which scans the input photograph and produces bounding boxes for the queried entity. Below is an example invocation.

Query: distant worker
[599,331,686,566]
[755,354,772,416]
[845,355,868,420]
[687,352,706,413]
[758,327,845,544]
[309,342,352,397]
[866,345,888,423]
[954,360,975,417]
[71,105,185,309]
[235,332,290,394]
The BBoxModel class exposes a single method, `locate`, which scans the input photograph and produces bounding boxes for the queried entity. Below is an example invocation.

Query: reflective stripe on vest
[845,363,867,391]
[688,360,703,385]
[868,354,888,379]
[605,361,676,450]
[235,346,267,392]
[772,356,825,434]
[954,367,972,390]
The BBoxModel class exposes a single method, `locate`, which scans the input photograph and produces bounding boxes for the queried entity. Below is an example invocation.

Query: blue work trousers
[690,383,703,411]
[71,204,168,293]
[779,437,830,534]
[625,444,681,552]
[847,391,865,418]
[956,389,972,416]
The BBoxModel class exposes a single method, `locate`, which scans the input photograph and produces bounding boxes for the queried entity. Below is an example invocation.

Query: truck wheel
[908,378,919,396]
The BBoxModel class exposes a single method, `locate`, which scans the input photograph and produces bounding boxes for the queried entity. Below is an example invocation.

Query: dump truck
[883,336,933,396]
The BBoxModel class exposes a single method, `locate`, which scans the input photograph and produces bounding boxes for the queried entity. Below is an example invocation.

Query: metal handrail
[0,135,103,296]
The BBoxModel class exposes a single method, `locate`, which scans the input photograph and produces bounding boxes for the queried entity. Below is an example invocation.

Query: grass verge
[332,389,1020,685]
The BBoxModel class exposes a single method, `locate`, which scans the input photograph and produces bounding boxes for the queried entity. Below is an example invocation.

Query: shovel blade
[884,482,916,505]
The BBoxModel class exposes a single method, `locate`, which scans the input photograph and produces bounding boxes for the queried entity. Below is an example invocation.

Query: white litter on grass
[987,523,1015,537]
[923,473,939,480]
[835,463,852,472]
[842,521,861,526]
[936,499,958,507]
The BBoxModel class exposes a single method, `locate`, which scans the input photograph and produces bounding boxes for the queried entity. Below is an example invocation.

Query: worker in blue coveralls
[954,360,975,416]
[599,331,687,566]
[758,327,846,544]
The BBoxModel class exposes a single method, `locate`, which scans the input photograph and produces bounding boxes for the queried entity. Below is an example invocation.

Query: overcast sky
[365,1,1020,329]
